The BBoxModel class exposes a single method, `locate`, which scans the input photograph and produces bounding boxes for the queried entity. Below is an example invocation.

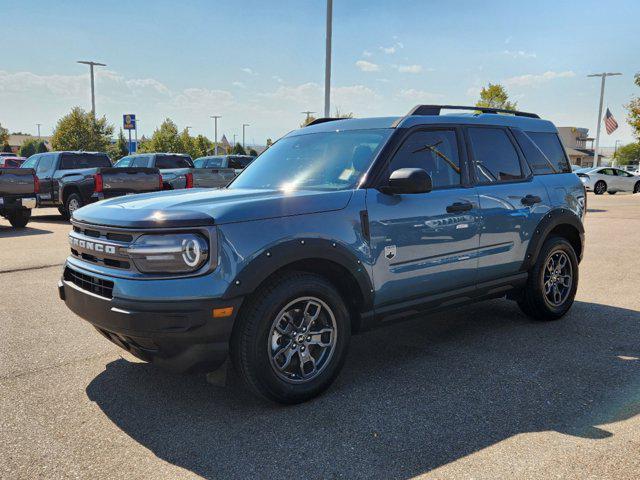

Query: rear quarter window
[525,132,571,174]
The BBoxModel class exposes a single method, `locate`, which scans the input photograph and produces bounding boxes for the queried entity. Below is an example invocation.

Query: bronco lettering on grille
[69,236,117,255]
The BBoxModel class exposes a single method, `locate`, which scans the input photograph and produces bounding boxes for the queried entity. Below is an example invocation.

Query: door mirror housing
[380,168,432,195]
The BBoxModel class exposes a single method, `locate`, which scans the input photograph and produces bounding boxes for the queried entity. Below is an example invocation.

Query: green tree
[19,139,39,157]
[0,123,8,146]
[138,118,183,153]
[2,142,12,153]
[300,115,317,127]
[108,129,129,161]
[248,148,258,156]
[51,107,114,151]
[266,138,273,148]
[231,143,247,155]
[625,73,640,140]
[334,107,354,118]
[476,83,517,110]
[194,135,213,158]
[613,142,640,166]
[36,141,48,153]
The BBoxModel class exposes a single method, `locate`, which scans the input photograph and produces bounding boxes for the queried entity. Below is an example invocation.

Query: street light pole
[36,123,41,139]
[77,60,106,117]
[210,116,221,155]
[324,0,333,118]
[242,124,249,150]
[587,72,622,168]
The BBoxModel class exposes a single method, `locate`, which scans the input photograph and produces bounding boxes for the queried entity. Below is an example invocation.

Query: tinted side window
[115,157,132,167]
[512,130,556,175]
[228,157,245,169]
[615,169,632,177]
[36,155,54,174]
[193,159,206,168]
[600,168,614,176]
[60,153,111,169]
[207,158,224,167]
[526,132,571,173]
[468,127,522,183]
[388,129,461,189]
[155,155,193,169]
[21,156,38,169]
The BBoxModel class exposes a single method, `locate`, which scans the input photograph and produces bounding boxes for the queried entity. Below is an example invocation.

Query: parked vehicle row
[59,104,586,404]
[0,167,38,227]
[0,156,26,168]
[575,166,640,194]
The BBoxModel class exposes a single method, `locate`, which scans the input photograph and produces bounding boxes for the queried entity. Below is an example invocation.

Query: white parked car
[575,167,640,194]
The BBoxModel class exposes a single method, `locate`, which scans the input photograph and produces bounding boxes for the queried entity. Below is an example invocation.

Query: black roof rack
[305,117,351,127]
[407,104,540,119]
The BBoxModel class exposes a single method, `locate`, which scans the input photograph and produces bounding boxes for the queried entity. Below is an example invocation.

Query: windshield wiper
[412,141,461,174]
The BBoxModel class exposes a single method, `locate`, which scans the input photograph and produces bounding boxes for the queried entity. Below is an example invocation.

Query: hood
[72,188,353,228]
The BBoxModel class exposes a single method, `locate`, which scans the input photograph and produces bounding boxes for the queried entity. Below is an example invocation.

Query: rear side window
[228,156,253,169]
[388,129,461,189]
[131,156,149,167]
[60,153,111,169]
[207,158,224,167]
[193,159,206,168]
[115,157,132,167]
[526,132,571,173]
[155,155,193,169]
[36,155,54,174]
[468,127,523,183]
[512,130,557,175]
[21,156,38,169]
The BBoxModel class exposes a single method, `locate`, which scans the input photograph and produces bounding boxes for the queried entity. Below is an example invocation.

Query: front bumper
[59,264,243,373]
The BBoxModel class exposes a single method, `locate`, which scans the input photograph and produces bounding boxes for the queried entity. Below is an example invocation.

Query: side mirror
[380,168,432,195]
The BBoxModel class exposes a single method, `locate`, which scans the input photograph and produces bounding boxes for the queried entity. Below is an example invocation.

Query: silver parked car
[575,167,640,194]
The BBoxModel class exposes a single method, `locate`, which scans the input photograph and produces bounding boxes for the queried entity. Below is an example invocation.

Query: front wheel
[7,209,31,228]
[230,272,351,404]
[64,193,83,220]
[634,181,640,194]
[594,180,607,195]
[518,236,579,321]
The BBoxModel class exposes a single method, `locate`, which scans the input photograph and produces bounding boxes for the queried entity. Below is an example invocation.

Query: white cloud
[355,60,380,72]
[171,88,235,110]
[505,36,513,45]
[380,46,396,54]
[466,86,482,98]
[504,70,575,87]
[376,78,390,83]
[232,81,246,88]
[396,64,423,74]
[503,50,537,59]
[272,75,283,83]
[362,50,372,57]
[241,67,255,75]
[397,89,443,101]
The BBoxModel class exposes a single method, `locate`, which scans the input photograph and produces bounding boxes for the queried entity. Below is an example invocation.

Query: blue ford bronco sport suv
[59,105,585,403]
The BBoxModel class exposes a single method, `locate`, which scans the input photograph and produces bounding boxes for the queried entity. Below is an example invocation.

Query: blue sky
[1,0,638,146]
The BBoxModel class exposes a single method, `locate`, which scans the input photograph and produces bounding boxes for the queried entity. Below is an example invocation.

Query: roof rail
[407,104,540,119]
[305,117,351,127]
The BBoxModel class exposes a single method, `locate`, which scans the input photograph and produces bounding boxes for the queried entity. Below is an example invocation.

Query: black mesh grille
[64,267,114,299]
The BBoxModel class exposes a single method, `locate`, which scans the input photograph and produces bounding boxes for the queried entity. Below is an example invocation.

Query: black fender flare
[520,208,585,271]
[221,238,374,311]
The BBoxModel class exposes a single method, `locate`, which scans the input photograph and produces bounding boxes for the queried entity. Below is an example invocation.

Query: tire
[594,180,607,195]
[634,181,640,194]
[518,236,579,321]
[64,193,83,220]
[607,191,617,195]
[7,209,31,228]
[58,206,69,220]
[230,271,351,404]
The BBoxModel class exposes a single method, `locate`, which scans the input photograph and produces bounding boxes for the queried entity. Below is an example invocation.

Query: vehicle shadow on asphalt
[29,214,69,224]
[85,299,640,479]
[0,225,53,237]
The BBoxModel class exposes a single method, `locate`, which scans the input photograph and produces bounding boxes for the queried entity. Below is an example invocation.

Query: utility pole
[302,111,316,125]
[77,60,106,117]
[233,134,237,147]
[242,124,249,150]
[587,72,622,167]
[324,0,333,118]
[210,115,221,155]
[36,123,41,139]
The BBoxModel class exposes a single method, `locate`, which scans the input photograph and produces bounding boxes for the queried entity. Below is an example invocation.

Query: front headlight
[127,233,209,273]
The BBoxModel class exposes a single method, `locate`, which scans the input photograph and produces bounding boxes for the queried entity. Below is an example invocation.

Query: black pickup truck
[21,151,162,219]
[0,167,38,228]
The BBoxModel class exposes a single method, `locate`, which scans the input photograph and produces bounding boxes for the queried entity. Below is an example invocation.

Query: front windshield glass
[229,129,391,191]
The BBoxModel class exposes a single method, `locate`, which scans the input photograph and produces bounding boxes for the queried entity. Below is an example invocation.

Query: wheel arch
[521,209,584,271]
[222,238,374,332]
[61,184,81,205]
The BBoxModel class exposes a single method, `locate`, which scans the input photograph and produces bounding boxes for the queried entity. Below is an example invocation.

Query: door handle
[521,194,542,206]
[446,202,473,213]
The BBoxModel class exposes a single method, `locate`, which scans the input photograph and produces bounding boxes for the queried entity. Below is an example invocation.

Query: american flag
[604,108,619,135]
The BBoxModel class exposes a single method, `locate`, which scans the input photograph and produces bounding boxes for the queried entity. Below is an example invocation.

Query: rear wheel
[7,209,31,228]
[230,272,350,404]
[607,191,617,195]
[64,193,83,220]
[594,180,607,195]
[518,236,578,321]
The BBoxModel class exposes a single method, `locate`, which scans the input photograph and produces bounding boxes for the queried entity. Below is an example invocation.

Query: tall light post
[36,123,41,139]
[77,60,106,117]
[242,124,250,150]
[324,0,333,118]
[210,115,221,155]
[588,72,622,167]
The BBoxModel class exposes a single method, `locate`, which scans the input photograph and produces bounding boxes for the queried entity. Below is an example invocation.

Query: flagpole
[588,72,622,168]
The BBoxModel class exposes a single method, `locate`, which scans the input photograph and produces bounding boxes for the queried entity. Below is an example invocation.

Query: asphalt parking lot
[1,194,639,479]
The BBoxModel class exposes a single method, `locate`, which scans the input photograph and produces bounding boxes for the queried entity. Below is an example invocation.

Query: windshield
[229,129,391,191]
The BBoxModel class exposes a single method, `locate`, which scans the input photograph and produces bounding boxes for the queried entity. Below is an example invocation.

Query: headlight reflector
[128,234,209,273]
